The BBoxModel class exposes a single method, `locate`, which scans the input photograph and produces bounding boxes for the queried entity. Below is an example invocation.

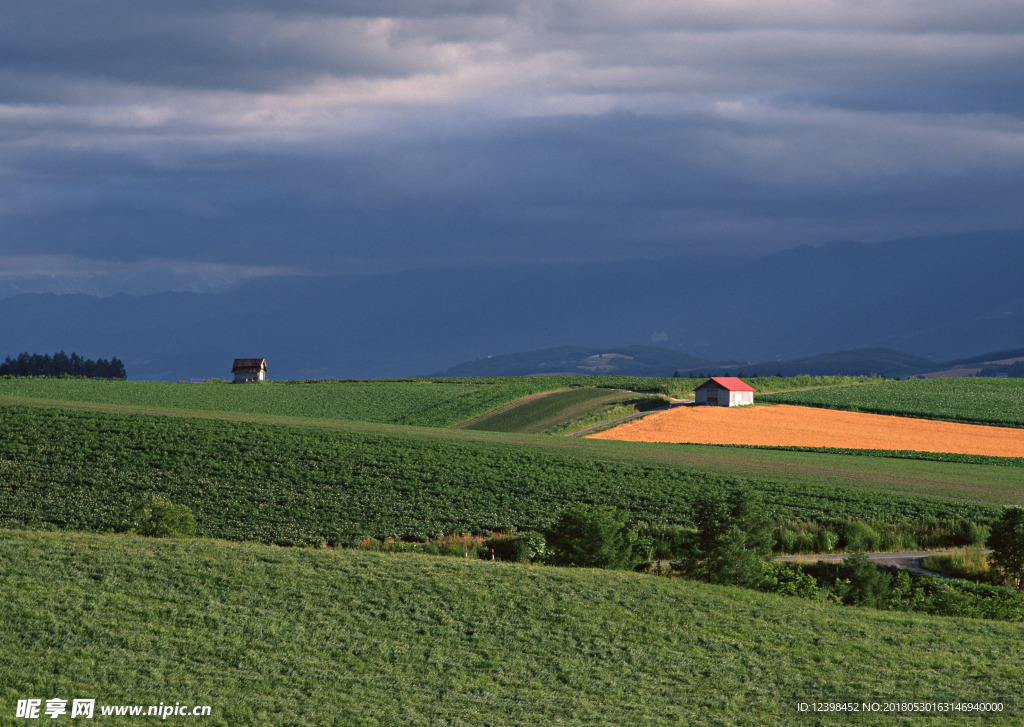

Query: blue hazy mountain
[0,231,1021,380]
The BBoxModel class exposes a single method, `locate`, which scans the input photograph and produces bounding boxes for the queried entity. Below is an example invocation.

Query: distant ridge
[438,345,1024,379]
[701,348,936,379]
[434,345,711,378]
[1,230,1022,380]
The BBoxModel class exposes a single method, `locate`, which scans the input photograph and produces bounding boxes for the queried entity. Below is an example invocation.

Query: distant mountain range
[0,230,1021,380]
[435,345,1024,379]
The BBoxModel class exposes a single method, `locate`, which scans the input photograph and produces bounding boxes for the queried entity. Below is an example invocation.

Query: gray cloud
[1,1,1023,285]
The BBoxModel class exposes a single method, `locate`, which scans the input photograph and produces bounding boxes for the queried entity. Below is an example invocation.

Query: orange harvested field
[587,404,1024,457]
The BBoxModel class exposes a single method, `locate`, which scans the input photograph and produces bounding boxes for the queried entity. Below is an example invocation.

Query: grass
[0,376,573,427]
[457,388,665,434]
[1,400,1017,548]
[761,377,1024,428]
[0,375,875,429]
[1,529,1022,726]
[921,549,999,583]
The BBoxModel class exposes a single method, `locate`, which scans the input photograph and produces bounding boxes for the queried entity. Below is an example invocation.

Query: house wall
[695,387,720,405]
[728,390,754,407]
[696,386,753,406]
[696,386,727,406]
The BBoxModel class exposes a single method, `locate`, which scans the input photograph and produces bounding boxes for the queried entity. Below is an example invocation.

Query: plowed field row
[588,404,1024,458]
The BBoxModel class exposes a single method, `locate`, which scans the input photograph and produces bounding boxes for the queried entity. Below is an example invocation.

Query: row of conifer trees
[0,351,127,379]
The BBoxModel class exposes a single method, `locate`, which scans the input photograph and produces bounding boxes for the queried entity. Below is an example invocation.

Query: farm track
[775,550,977,578]
[589,403,1024,458]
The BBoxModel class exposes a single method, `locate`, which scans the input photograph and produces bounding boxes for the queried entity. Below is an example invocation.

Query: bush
[130,494,197,538]
[545,505,649,570]
[815,529,839,553]
[512,531,547,563]
[842,521,880,551]
[762,562,837,602]
[641,524,695,561]
[774,528,798,554]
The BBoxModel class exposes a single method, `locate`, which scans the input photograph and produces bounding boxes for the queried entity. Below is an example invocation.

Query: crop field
[2,530,1022,726]
[761,377,1024,428]
[2,400,1018,549]
[3,376,1024,725]
[0,375,874,428]
[0,376,577,427]
[589,404,1024,458]
[456,387,665,433]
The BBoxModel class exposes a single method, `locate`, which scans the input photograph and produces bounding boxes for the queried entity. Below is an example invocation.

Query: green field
[761,377,1024,428]
[456,387,665,433]
[4,376,1024,724]
[0,376,576,427]
[2,530,1021,726]
[1,400,1019,548]
[0,375,875,428]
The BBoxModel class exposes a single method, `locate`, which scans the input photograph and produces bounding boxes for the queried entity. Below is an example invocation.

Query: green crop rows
[0,375,875,428]
[0,377,577,427]
[761,377,1024,428]
[0,403,1000,547]
[457,388,663,433]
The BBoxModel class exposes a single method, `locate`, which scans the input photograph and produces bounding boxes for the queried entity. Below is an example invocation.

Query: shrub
[545,505,649,570]
[842,521,880,551]
[774,528,798,554]
[762,562,836,602]
[641,524,695,560]
[815,529,839,553]
[130,494,197,538]
[512,531,547,563]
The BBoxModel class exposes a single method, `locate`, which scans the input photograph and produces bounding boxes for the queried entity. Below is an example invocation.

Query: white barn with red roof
[694,377,755,407]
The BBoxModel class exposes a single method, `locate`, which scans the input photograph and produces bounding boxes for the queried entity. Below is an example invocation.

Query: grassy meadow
[3,375,1024,724]
[1,530,1021,726]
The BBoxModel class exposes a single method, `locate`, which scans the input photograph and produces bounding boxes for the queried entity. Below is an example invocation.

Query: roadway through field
[775,550,992,579]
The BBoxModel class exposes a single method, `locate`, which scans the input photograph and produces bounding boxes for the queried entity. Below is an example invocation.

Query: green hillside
[761,378,1024,428]
[1,401,1018,548]
[2,530,1021,726]
[0,377,572,427]
[0,375,883,427]
[456,388,666,434]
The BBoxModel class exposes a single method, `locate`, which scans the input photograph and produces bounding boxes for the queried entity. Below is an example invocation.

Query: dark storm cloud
[1,1,1023,285]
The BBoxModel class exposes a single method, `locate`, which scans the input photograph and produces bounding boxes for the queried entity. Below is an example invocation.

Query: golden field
[587,404,1024,457]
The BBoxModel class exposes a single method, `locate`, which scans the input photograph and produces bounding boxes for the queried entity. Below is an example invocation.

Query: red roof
[696,376,755,392]
[232,358,267,372]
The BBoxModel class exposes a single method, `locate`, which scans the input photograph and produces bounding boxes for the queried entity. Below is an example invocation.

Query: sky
[2,0,1024,294]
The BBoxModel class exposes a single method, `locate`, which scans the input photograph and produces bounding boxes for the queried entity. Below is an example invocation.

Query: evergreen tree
[988,507,1024,589]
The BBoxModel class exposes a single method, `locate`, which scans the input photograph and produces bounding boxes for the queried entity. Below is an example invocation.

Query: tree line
[0,351,127,379]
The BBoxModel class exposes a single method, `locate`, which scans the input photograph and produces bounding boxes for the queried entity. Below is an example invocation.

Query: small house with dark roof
[694,377,755,407]
[232,358,267,383]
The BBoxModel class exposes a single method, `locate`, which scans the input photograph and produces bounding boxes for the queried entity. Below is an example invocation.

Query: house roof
[696,376,755,392]
[232,358,267,372]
